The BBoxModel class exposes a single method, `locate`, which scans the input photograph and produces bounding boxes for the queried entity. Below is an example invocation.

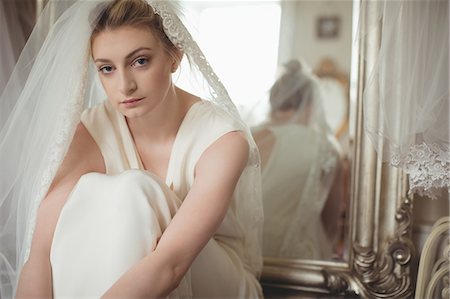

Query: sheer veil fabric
[0,1,263,298]
[362,0,449,198]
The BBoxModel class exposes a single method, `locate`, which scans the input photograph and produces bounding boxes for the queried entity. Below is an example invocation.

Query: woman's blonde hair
[91,0,179,59]
[269,60,314,112]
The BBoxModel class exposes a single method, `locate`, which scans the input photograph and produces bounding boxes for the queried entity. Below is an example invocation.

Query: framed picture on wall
[317,16,340,38]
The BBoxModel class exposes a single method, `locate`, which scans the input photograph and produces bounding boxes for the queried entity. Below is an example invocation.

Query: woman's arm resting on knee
[15,123,104,299]
[101,131,249,299]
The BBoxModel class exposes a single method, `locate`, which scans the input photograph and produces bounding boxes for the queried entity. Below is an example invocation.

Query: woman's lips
[121,98,143,106]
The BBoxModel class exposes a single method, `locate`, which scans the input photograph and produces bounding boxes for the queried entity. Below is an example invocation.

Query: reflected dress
[257,124,336,259]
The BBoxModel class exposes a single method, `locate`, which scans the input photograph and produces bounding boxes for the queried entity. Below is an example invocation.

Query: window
[179,2,281,122]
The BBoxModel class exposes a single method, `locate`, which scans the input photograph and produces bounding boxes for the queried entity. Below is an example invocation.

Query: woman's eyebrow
[125,47,153,60]
[94,47,153,64]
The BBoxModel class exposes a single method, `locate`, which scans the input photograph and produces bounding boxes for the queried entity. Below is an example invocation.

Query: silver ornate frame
[261,1,415,298]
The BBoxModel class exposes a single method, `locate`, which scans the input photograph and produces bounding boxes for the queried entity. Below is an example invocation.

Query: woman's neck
[126,86,187,143]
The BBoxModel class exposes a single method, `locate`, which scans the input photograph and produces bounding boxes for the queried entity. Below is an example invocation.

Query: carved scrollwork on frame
[262,179,414,298]
[352,197,415,299]
[322,270,354,297]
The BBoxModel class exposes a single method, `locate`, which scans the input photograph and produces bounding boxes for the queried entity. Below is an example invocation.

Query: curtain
[0,0,36,94]
[363,0,449,199]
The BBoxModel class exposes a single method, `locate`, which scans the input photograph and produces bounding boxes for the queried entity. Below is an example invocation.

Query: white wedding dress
[50,100,262,298]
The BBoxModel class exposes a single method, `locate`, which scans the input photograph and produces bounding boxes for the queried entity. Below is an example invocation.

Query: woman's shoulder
[178,100,248,161]
[81,100,109,121]
[192,100,241,130]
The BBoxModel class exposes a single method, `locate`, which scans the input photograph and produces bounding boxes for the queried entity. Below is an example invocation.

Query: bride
[0,1,263,298]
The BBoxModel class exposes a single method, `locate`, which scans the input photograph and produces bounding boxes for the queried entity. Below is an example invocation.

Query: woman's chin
[122,110,144,119]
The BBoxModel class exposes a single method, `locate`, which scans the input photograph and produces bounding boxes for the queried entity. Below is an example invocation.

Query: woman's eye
[99,66,113,74]
[133,57,148,67]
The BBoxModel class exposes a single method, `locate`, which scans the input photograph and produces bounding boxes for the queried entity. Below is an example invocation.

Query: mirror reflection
[180,0,354,262]
[252,59,347,260]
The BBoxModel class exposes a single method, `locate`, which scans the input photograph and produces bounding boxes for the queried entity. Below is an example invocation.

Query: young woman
[0,1,263,298]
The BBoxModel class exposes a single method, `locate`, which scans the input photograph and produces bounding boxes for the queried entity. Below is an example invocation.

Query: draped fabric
[362,0,449,198]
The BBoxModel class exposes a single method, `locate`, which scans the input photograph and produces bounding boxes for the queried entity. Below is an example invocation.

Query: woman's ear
[171,49,183,73]
[171,62,179,73]
[171,63,177,73]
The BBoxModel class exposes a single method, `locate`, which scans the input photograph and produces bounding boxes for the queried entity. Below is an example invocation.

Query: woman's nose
[118,71,137,95]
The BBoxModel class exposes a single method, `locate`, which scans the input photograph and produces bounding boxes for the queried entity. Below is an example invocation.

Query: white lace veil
[252,60,341,258]
[0,1,263,297]
[362,0,449,198]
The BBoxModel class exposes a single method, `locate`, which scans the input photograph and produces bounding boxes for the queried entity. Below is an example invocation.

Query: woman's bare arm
[101,131,249,299]
[15,123,105,299]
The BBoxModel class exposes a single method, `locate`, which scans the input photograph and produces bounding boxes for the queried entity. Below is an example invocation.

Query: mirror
[181,1,415,297]
[180,0,354,263]
[251,0,354,263]
[262,1,415,297]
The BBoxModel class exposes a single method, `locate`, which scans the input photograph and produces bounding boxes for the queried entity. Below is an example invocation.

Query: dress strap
[165,101,242,199]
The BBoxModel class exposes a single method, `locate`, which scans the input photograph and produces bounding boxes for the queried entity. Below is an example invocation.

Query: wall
[278,0,353,75]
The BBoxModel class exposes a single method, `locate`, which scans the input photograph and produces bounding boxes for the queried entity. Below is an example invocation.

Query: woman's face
[91,25,176,119]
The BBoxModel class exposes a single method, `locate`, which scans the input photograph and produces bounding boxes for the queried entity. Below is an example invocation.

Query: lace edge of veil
[23,51,89,264]
[390,142,450,199]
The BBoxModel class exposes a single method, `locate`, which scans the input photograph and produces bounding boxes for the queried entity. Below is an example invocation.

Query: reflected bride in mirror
[251,60,347,260]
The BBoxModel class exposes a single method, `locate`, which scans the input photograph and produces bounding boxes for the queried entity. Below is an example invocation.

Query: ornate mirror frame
[260,1,415,298]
